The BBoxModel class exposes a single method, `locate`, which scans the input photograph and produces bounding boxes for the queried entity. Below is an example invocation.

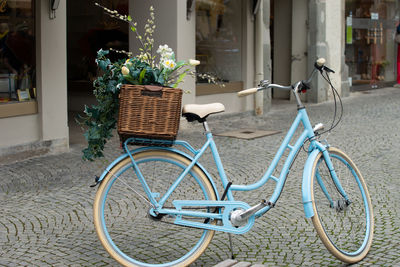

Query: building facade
[0,0,398,159]
[0,0,68,158]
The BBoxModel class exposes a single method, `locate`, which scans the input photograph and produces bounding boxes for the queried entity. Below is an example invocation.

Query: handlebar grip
[237,88,258,97]
[314,57,335,73]
[316,58,326,67]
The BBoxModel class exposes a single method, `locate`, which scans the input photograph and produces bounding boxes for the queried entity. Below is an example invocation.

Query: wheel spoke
[107,168,154,207]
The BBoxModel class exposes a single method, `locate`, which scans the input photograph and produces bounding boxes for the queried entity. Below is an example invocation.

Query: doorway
[270,0,292,100]
[66,0,129,112]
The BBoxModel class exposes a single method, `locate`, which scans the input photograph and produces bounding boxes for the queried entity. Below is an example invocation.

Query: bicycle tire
[93,149,217,266]
[310,147,374,263]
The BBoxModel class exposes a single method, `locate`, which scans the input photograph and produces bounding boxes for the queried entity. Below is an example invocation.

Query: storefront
[0,0,68,159]
[0,0,36,118]
[0,0,357,159]
[345,0,400,88]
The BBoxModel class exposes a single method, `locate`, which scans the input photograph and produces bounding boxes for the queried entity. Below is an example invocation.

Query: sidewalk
[1,87,400,266]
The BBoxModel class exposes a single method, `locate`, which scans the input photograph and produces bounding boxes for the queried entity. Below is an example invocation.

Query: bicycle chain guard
[166,200,255,234]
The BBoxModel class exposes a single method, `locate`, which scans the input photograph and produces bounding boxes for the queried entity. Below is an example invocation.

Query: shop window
[0,0,36,117]
[345,0,399,87]
[195,0,243,95]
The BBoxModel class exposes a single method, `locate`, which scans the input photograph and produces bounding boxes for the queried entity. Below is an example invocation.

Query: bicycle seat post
[203,121,211,133]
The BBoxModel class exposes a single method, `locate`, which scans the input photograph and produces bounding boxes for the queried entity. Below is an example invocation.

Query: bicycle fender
[302,148,321,218]
[96,146,220,200]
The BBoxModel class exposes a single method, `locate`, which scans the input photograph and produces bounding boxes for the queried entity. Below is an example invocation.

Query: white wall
[0,115,40,148]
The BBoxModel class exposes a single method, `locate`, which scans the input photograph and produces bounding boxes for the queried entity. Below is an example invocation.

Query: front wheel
[93,149,217,266]
[310,147,374,263]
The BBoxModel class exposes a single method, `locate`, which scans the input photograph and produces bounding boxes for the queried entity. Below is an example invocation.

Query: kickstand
[228,233,235,259]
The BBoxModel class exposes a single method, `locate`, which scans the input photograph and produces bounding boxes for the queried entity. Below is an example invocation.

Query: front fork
[302,142,351,218]
[320,147,351,202]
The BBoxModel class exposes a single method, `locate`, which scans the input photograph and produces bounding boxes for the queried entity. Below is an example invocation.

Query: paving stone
[232,261,252,267]
[213,259,238,267]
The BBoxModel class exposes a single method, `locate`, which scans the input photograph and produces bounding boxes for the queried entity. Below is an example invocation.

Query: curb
[213,259,266,267]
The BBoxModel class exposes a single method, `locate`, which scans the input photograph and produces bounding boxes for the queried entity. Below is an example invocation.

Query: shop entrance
[67,0,129,112]
[66,1,129,144]
[270,0,292,100]
[345,0,399,89]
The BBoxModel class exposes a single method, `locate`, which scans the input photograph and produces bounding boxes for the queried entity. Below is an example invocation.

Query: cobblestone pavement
[1,87,400,266]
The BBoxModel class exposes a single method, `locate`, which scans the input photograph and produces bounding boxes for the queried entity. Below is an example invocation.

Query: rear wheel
[93,149,217,266]
[310,147,374,263]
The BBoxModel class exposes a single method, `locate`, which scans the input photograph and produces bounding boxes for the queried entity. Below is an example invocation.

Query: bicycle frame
[96,97,350,234]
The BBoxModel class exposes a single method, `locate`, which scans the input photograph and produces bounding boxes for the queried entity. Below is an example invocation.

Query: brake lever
[323,66,335,73]
[299,80,311,93]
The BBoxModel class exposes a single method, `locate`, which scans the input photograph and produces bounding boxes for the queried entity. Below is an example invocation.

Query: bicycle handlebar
[237,87,258,97]
[237,57,334,97]
[237,83,292,97]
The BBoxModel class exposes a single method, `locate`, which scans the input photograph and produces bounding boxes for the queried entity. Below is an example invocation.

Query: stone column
[263,0,272,113]
[307,0,328,103]
[37,0,69,152]
[341,0,350,97]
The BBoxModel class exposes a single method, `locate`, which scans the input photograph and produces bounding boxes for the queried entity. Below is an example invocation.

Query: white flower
[189,59,200,66]
[121,66,130,75]
[160,52,175,62]
[157,44,172,55]
[163,59,176,70]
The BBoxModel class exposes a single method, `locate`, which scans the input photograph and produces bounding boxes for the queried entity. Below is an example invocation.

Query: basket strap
[144,85,163,91]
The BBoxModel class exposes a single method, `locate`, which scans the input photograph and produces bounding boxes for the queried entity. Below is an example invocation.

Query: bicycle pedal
[230,200,268,227]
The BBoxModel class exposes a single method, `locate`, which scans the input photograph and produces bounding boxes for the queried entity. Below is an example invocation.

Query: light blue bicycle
[93,59,374,266]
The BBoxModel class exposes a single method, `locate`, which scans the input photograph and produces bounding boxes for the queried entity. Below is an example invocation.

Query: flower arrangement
[120,44,200,88]
[78,4,201,161]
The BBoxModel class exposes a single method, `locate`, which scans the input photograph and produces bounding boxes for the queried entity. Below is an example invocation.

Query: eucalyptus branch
[109,48,133,57]
[94,2,130,22]
[95,2,148,60]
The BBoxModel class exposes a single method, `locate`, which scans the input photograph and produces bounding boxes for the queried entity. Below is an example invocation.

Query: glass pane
[0,0,35,102]
[345,0,400,87]
[196,0,242,83]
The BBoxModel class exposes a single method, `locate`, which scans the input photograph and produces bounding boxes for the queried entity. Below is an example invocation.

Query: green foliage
[123,57,163,85]
[77,50,126,161]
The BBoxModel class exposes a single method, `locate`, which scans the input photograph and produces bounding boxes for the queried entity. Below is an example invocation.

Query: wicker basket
[117,84,183,145]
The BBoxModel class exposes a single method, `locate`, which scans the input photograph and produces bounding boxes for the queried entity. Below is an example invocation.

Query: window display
[345,0,399,88]
[0,0,35,103]
[195,0,243,94]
